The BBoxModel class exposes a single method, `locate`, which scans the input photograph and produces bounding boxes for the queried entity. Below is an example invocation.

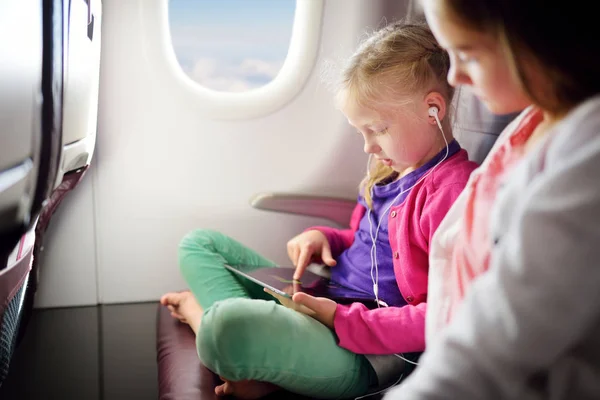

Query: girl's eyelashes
[354,126,388,136]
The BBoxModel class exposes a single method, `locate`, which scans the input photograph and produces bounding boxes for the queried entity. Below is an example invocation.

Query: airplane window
[168,0,296,93]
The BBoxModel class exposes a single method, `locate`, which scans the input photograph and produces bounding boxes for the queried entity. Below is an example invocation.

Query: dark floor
[0,302,159,400]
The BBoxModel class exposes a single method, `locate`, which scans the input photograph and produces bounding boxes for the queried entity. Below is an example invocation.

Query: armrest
[249,192,356,227]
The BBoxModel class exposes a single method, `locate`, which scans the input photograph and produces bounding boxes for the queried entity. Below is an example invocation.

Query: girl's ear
[424,91,447,123]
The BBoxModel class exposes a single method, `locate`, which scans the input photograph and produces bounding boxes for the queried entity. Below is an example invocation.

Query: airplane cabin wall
[35,0,411,307]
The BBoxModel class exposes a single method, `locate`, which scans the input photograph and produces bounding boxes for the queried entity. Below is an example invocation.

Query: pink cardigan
[309,150,477,354]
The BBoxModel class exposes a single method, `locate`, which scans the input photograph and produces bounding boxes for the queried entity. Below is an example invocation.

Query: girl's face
[341,94,442,175]
[423,0,531,114]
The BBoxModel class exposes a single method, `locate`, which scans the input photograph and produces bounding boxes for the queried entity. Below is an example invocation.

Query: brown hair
[432,0,600,117]
[336,21,453,208]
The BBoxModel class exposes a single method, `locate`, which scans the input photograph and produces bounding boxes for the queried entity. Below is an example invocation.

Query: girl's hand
[263,288,317,316]
[287,230,337,280]
[292,292,337,329]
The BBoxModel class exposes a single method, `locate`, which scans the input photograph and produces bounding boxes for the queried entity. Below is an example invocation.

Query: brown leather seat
[156,304,321,400]
[157,303,220,400]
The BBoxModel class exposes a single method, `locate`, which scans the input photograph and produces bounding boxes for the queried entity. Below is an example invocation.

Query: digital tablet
[224,264,378,307]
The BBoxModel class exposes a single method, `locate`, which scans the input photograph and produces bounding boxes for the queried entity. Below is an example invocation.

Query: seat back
[16,0,103,345]
[452,88,521,164]
[0,0,65,388]
[54,0,102,189]
[0,0,64,257]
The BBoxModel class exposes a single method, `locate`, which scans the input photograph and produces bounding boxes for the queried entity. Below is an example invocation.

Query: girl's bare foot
[162,293,280,398]
[215,377,280,399]
[160,291,204,335]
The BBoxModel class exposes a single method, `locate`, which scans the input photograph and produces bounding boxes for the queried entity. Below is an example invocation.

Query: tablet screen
[224,264,375,305]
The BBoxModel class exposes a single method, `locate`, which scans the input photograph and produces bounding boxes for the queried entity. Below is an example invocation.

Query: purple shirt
[331,140,460,306]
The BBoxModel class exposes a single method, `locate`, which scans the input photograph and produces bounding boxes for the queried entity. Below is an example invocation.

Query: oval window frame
[141,0,324,120]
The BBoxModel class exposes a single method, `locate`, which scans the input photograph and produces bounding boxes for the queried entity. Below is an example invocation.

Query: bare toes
[215,382,229,396]
[161,292,181,306]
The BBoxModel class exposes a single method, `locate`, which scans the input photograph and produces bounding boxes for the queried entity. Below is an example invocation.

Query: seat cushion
[453,89,521,164]
[156,304,321,400]
[156,303,223,400]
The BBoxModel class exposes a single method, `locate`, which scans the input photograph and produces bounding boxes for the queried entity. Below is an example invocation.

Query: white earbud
[429,106,444,133]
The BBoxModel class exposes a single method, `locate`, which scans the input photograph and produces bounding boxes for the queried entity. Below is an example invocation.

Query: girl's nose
[363,140,380,154]
[447,63,472,87]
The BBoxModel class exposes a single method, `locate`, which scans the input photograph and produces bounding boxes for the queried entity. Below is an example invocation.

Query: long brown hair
[432,0,600,117]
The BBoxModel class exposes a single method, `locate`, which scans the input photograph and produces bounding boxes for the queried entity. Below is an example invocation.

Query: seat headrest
[452,88,521,164]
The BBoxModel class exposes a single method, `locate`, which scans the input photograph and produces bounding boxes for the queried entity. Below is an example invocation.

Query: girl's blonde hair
[336,21,453,209]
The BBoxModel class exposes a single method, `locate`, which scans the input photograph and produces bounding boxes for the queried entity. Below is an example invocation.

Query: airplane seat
[0,0,101,387]
[17,0,102,342]
[155,93,520,399]
[452,88,521,164]
[0,0,65,388]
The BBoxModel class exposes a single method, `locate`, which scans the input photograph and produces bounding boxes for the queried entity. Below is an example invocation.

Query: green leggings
[178,229,377,399]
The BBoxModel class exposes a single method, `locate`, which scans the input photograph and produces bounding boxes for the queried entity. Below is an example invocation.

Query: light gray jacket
[386,95,600,400]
